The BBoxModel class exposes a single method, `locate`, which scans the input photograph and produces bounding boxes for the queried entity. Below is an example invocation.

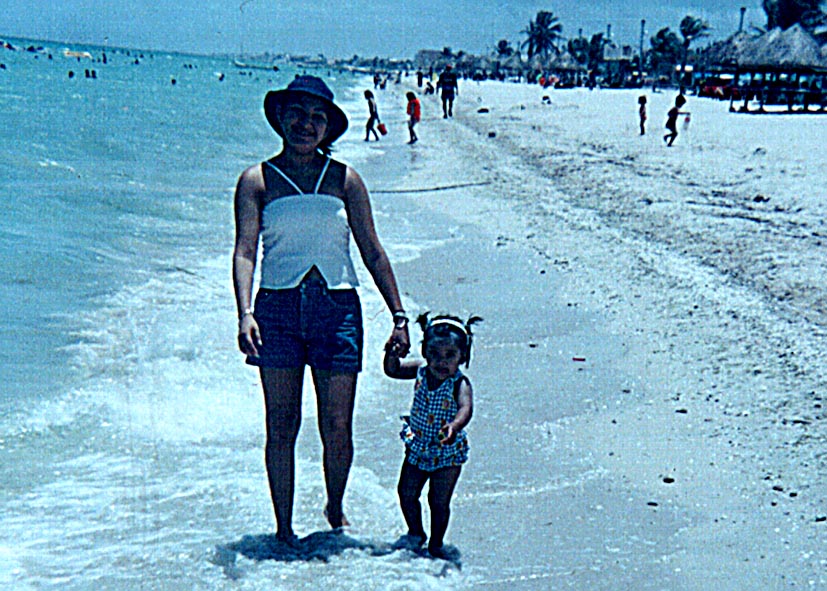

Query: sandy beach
[354,78,827,589]
[2,41,825,589]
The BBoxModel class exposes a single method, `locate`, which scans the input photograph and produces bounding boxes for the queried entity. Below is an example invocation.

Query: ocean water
[0,39,466,590]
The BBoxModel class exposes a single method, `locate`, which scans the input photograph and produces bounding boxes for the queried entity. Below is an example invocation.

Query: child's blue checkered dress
[400,367,469,470]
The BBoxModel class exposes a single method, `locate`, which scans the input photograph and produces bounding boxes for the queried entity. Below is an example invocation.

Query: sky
[3,1,766,58]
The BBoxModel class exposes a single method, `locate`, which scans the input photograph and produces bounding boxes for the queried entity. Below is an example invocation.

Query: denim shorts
[247,275,363,372]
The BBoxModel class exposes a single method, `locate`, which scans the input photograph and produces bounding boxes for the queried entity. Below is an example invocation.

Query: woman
[233,76,411,541]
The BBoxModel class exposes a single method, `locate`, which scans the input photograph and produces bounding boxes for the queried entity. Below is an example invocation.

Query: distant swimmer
[384,314,480,559]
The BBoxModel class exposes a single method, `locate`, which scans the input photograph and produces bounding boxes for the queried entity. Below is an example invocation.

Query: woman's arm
[233,165,264,357]
[345,165,411,356]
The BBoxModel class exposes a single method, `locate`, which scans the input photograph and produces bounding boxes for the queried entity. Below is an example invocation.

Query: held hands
[237,314,262,357]
[385,315,410,359]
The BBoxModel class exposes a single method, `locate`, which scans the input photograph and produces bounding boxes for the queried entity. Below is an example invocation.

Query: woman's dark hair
[416,313,483,367]
[365,90,374,99]
[406,91,416,100]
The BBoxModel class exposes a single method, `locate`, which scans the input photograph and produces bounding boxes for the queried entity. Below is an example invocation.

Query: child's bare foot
[392,533,426,550]
[428,543,448,559]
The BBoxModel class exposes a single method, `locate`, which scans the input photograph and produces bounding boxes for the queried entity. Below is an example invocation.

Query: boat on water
[63,49,93,59]
[233,59,279,71]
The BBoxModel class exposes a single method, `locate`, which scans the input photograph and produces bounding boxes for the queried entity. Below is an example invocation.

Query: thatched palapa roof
[550,51,587,71]
[702,31,752,66]
[711,25,827,71]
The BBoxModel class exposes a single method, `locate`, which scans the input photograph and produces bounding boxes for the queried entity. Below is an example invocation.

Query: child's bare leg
[398,459,429,542]
[427,465,462,555]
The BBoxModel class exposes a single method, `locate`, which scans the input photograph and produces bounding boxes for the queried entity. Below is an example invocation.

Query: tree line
[492,2,826,79]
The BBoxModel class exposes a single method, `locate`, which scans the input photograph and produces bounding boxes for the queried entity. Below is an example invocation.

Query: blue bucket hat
[264,76,349,144]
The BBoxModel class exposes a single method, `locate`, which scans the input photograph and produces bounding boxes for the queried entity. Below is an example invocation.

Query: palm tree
[678,15,711,89]
[494,39,515,58]
[650,27,683,78]
[567,35,590,65]
[587,33,607,72]
[763,0,826,30]
[521,10,564,61]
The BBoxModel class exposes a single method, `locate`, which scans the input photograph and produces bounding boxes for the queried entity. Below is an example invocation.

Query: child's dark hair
[416,313,483,367]
[675,94,687,107]
[638,95,647,105]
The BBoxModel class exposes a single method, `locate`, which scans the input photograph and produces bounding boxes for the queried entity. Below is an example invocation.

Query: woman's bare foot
[324,506,351,529]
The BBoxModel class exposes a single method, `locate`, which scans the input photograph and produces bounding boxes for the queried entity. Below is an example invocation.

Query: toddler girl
[384,313,480,558]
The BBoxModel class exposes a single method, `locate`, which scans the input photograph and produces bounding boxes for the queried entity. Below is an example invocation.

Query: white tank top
[259,157,359,289]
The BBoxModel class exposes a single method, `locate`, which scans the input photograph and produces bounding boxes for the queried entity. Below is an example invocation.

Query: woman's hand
[238,315,262,357]
[385,324,410,358]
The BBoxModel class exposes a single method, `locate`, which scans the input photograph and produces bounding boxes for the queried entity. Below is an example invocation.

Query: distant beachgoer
[364,90,380,141]
[373,73,381,88]
[416,70,423,87]
[638,95,647,135]
[233,75,410,541]
[406,91,421,144]
[425,81,435,96]
[384,314,480,558]
[664,94,688,146]
[436,65,459,118]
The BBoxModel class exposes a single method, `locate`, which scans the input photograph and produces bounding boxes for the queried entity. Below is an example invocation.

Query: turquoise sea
[0,38,460,590]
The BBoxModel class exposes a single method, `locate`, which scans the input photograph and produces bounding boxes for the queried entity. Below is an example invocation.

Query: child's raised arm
[383,342,422,379]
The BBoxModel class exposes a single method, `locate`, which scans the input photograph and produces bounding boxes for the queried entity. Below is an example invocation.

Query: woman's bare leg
[260,367,304,540]
[312,369,357,528]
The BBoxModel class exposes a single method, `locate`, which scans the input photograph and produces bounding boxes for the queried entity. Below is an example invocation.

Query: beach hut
[602,42,635,87]
[496,54,525,80]
[727,25,827,112]
[547,51,586,87]
[700,31,752,70]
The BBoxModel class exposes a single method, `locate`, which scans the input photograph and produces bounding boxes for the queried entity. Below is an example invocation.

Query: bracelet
[393,310,409,329]
[239,307,254,321]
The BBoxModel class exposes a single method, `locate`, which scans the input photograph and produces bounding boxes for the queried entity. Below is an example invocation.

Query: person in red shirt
[406,91,421,144]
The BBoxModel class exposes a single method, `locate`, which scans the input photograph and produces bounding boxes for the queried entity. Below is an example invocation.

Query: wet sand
[358,79,827,589]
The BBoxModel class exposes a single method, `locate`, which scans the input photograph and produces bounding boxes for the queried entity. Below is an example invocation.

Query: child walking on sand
[384,313,480,558]
[406,91,421,144]
[664,94,689,146]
